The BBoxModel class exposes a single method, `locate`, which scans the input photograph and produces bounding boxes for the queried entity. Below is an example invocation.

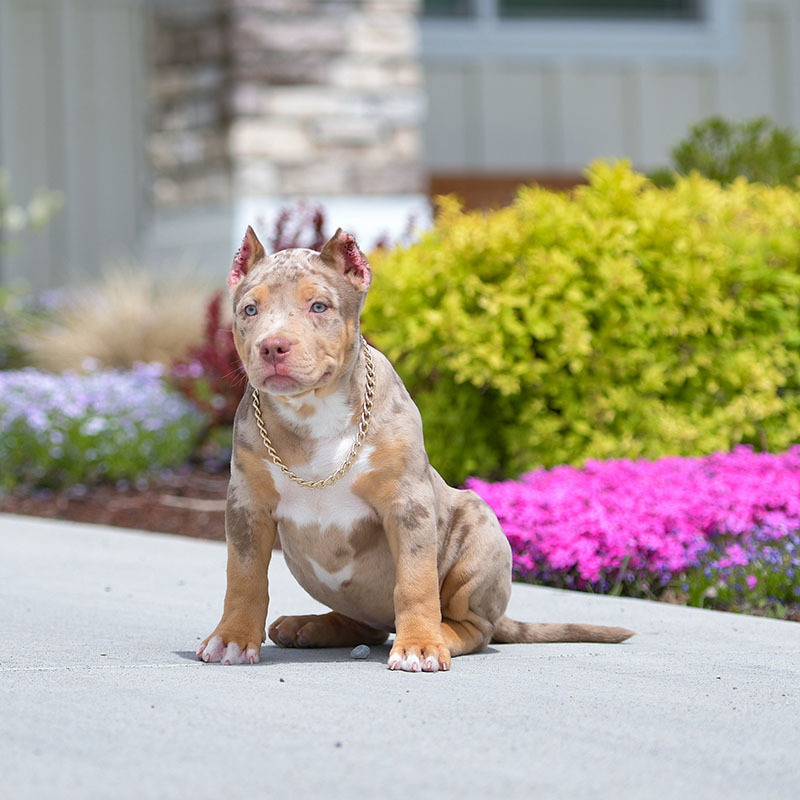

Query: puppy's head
[228,226,371,397]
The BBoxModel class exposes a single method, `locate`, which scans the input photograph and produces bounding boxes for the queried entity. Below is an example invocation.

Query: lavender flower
[0,364,205,490]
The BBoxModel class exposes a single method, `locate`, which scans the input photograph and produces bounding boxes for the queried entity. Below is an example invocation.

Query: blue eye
[244,304,258,317]
[311,302,328,313]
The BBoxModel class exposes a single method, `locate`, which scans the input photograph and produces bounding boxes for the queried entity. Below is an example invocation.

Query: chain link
[251,336,376,490]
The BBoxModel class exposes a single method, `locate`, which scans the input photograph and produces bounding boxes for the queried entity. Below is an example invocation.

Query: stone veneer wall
[149,0,230,209]
[148,0,424,210]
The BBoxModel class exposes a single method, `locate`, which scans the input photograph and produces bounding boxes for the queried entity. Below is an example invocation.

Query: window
[425,0,474,17]
[421,0,739,64]
[499,1,700,19]
[424,1,701,19]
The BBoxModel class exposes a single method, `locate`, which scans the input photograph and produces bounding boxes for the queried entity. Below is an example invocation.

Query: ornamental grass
[23,268,216,372]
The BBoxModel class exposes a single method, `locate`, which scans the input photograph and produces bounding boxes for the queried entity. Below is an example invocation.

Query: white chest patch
[270,440,375,530]
[308,557,354,591]
[276,392,355,440]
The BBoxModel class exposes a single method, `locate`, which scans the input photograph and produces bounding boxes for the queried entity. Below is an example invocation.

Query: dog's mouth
[255,365,334,396]
[262,373,302,394]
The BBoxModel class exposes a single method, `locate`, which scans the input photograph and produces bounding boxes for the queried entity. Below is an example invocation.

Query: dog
[197,226,634,672]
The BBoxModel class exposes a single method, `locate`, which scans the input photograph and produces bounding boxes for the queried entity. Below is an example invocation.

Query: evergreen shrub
[650,116,800,187]
[362,162,800,484]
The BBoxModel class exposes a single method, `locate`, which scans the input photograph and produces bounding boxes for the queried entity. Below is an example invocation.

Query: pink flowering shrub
[467,446,800,615]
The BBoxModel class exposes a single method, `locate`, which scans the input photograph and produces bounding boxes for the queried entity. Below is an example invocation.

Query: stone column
[145,0,426,269]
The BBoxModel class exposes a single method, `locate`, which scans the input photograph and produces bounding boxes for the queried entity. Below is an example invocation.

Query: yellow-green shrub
[362,162,800,484]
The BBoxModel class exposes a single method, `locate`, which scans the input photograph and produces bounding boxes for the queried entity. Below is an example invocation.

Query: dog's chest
[270,438,375,531]
[269,438,394,622]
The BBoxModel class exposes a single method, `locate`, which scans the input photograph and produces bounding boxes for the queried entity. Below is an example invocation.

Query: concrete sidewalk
[1,513,798,800]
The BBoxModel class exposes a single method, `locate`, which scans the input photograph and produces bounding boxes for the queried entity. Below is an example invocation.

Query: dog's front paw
[197,631,262,665]
[388,638,451,673]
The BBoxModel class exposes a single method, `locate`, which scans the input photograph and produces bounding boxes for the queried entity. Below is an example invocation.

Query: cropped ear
[228,226,265,289]
[319,228,371,291]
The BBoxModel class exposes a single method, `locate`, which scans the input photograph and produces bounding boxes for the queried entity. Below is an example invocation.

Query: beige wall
[0,0,426,289]
[0,0,146,288]
[4,0,800,288]
[422,0,800,175]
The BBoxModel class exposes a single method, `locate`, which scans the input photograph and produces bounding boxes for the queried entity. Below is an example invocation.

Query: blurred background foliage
[650,116,800,187]
[364,159,800,483]
[2,116,800,489]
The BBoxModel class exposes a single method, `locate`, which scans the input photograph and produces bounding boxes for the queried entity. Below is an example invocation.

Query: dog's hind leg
[268,612,389,648]
[440,618,491,657]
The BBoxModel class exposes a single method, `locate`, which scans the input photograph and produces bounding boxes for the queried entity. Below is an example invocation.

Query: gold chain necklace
[251,336,376,489]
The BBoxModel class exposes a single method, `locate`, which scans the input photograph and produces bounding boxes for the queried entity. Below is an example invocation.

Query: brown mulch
[0,463,230,541]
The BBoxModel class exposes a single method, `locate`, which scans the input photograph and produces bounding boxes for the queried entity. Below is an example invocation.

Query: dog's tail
[491,615,634,644]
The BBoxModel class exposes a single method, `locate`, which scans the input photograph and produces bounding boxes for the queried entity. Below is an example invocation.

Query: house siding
[423,0,800,177]
[0,0,146,288]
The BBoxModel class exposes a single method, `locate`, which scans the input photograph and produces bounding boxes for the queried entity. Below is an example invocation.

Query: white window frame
[421,0,741,64]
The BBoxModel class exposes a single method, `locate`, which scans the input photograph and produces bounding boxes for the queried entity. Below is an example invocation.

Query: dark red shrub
[172,291,245,428]
[264,202,327,252]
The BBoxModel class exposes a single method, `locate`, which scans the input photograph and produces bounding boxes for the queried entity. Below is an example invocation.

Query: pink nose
[259,337,293,362]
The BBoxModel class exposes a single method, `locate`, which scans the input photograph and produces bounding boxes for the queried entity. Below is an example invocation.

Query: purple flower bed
[467,447,800,614]
[0,364,205,491]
